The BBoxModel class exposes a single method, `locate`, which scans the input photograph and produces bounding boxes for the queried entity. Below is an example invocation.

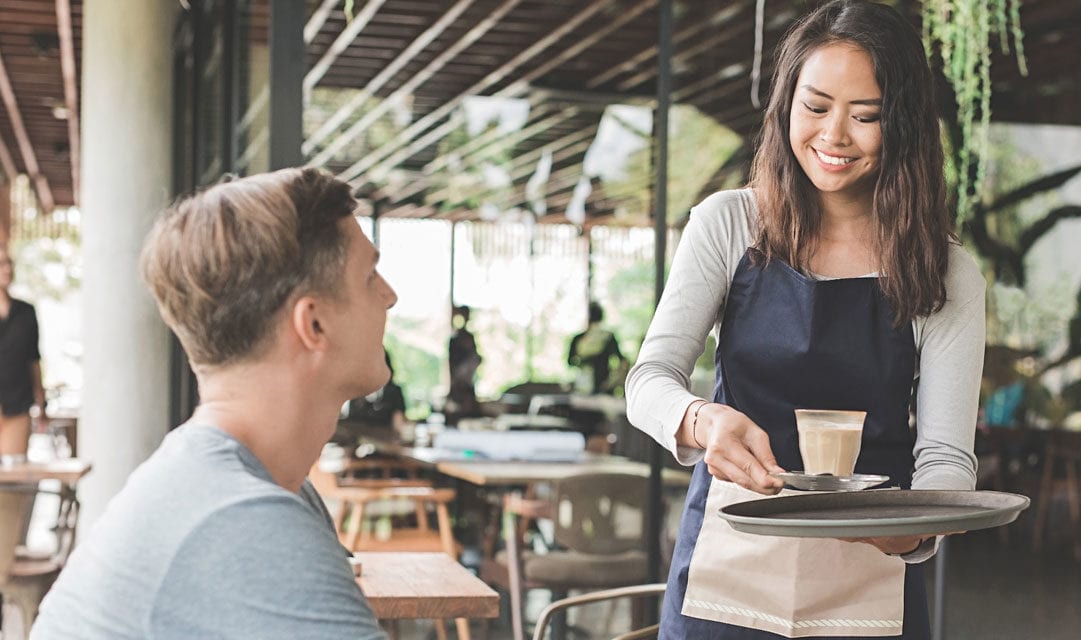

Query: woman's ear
[291,295,327,351]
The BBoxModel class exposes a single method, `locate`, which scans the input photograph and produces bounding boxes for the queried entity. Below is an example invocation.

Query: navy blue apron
[660,249,930,639]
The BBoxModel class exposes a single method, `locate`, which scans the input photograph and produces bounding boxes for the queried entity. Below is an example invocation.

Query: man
[32,169,392,639]
[0,243,46,464]
[568,301,626,395]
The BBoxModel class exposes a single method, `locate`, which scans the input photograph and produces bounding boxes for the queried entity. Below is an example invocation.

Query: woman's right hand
[691,402,785,495]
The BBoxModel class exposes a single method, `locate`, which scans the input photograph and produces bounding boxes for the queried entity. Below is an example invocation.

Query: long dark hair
[749,0,952,325]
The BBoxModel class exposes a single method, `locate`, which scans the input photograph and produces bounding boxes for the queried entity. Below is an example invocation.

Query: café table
[0,458,92,555]
[427,454,689,488]
[0,458,92,486]
[354,551,499,620]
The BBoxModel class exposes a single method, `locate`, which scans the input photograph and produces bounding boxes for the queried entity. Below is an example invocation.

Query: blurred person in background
[446,305,481,422]
[338,349,408,445]
[0,243,46,465]
[568,301,627,395]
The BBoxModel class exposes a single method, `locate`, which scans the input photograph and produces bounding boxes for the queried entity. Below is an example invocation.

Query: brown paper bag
[682,480,905,637]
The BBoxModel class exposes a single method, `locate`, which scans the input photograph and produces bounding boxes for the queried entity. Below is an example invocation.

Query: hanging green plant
[921,0,1027,221]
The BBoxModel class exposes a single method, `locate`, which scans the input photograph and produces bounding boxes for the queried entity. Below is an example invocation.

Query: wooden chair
[2,486,73,639]
[1032,429,1081,561]
[483,473,652,640]
[309,464,471,639]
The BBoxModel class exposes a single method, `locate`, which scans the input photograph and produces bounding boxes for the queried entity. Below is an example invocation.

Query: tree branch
[1019,205,1081,254]
[986,163,1081,214]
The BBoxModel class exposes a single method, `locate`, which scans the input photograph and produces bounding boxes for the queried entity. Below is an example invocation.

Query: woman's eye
[854,114,881,123]
[802,102,826,114]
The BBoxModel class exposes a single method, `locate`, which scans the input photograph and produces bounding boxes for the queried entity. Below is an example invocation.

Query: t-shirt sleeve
[151,496,387,640]
[912,245,986,490]
[625,190,753,465]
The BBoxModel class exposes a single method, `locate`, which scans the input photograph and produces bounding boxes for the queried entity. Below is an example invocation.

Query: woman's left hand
[840,535,925,555]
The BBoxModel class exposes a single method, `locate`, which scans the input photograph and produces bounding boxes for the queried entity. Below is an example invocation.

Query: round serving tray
[719,490,1030,538]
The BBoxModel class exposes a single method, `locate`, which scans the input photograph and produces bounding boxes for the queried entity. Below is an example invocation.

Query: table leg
[1032,444,1056,552]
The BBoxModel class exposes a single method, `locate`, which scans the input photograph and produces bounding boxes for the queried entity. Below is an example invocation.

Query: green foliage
[921,0,1027,221]
[384,324,443,420]
[603,261,658,362]
[960,126,1078,372]
[10,235,81,303]
[430,120,515,213]
[605,105,742,225]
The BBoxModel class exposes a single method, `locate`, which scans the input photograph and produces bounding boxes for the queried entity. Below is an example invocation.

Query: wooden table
[432,456,690,488]
[0,458,92,485]
[354,552,499,619]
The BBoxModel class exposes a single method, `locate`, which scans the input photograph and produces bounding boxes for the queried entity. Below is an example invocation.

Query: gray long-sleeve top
[626,189,986,492]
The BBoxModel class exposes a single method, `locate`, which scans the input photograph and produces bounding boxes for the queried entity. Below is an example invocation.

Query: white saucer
[771,472,890,492]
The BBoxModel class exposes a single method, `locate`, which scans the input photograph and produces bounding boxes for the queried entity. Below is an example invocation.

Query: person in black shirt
[0,244,46,462]
[339,350,408,445]
[568,301,627,395]
[446,305,481,420]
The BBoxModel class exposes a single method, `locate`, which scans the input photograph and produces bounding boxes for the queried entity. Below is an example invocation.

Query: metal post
[371,200,381,248]
[221,0,239,174]
[646,0,673,620]
[586,228,594,308]
[449,221,457,306]
[933,536,949,640]
[527,224,536,380]
[269,0,303,169]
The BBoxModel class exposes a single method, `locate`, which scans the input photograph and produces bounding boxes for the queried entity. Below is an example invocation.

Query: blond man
[33,169,393,639]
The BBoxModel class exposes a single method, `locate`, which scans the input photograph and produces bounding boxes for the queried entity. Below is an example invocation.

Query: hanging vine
[921,0,1028,221]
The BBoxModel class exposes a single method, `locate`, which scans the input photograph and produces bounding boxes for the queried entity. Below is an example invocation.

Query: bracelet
[690,400,709,449]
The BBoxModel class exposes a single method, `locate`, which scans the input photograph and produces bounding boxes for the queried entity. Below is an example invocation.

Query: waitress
[626,1,985,638]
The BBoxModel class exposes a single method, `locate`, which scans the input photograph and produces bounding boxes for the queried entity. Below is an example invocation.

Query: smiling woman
[626,1,987,638]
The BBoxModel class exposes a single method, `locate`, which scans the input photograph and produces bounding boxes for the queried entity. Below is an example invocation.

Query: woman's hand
[841,536,925,555]
[843,531,964,556]
[692,403,786,495]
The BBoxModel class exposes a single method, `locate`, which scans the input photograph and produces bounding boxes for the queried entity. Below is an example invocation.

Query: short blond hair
[140,168,356,366]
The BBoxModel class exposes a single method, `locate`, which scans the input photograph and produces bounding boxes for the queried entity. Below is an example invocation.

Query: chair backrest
[550,472,648,555]
[0,488,34,586]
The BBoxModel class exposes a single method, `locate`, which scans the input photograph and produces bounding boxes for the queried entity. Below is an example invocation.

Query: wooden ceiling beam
[346,0,653,184]
[332,0,617,182]
[55,0,80,206]
[304,0,340,44]
[0,133,17,182]
[307,0,524,164]
[304,0,388,93]
[0,47,54,213]
[303,0,479,155]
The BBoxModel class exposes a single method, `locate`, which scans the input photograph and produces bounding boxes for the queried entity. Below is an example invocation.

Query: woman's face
[788,42,883,204]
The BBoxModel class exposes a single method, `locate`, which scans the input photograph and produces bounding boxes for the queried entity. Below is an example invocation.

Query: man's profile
[32,168,392,639]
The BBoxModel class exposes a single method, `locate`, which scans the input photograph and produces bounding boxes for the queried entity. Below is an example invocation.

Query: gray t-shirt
[31,424,387,640]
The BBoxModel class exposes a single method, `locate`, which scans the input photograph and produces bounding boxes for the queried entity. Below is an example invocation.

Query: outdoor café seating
[485,472,652,640]
[0,488,60,636]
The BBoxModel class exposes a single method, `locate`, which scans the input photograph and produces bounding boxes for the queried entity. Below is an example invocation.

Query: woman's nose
[819,112,850,146]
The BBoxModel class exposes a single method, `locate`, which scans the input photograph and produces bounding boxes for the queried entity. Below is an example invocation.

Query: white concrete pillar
[80,0,176,530]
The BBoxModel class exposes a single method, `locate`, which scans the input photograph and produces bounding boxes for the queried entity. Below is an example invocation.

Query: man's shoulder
[32,432,310,639]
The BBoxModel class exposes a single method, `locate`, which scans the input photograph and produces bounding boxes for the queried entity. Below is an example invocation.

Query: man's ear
[291,295,328,351]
